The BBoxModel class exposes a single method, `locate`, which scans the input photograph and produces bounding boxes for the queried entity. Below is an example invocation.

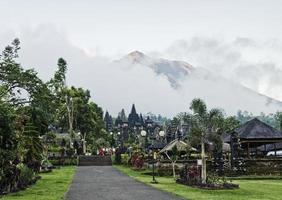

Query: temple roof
[224,118,282,143]
[235,118,282,139]
[159,139,196,153]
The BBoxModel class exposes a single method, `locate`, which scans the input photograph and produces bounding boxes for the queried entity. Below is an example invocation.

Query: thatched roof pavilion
[224,118,282,157]
[159,139,196,153]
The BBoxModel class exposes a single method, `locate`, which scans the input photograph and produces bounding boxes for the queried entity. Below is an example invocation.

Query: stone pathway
[65,166,183,200]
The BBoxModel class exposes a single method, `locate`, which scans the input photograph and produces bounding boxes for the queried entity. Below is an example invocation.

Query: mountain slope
[118,51,194,88]
[116,51,282,114]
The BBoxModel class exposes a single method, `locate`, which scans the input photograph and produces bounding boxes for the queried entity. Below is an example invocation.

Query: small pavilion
[160,139,196,154]
[224,118,282,158]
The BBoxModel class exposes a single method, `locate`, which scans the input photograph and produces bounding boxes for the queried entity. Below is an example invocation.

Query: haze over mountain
[116,51,282,115]
[118,51,194,88]
[2,1,282,117]
[1,26,282,117]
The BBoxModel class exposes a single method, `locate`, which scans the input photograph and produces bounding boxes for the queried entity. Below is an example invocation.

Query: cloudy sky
[1,0,282,116]
[1,0,282,56]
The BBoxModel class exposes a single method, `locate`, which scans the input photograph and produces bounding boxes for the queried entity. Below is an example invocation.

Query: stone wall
[149,158,282,176]
[244,159,282,175]
[145,160,197,176]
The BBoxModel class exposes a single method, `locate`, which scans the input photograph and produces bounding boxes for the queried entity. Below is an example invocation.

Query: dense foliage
[0,39,107,194]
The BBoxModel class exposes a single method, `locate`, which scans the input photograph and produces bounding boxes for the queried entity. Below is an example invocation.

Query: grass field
[114,165,282,200]
[1,166,76,200]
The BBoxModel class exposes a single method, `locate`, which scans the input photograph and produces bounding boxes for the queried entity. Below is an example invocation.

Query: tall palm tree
[189,98,224,183]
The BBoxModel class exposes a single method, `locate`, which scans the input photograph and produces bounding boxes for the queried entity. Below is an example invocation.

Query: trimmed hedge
[49,158,77,166]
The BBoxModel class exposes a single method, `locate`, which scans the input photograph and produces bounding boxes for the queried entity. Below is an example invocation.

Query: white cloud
[0,25,183,117]
[158,37,282,101]
[1,26,282,118]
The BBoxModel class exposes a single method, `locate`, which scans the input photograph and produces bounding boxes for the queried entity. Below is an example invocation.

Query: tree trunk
[172,161,176,178]
[66,96,74,147]
[68,122,73,147]
[165,151,176,179]
[82,133,86,154]
[201,137,206,184]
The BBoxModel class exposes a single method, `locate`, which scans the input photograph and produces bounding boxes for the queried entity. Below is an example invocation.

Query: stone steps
[78,155,112,166]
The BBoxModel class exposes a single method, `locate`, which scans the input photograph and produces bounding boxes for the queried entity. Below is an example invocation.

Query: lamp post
[140,129,147,150]
[159,130,165,141]
[120,122,128,148]
[151,151,158,184]
[133,126,138,143]
[109,131,114,148]
[117,131,121,146]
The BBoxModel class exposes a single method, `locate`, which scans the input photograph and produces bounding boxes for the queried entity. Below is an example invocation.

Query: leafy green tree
[48,59,107,151]
[43,132,57,159]
[0,100,17,191]
[0,39,107,193]
[17,121,43,171]
[0,39,51,107]
[74,88,98,154]
[49,58,67,93]
[48,58,74,141]
[164,145,180,179]
[51,85,106,154]
[189,98,224,184]
[1,39,48,171]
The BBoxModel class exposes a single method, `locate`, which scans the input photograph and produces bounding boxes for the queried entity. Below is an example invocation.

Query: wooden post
[247,143,250,158]
[201,136,206,184]
[228,152,231,169]
[274,143,277,156]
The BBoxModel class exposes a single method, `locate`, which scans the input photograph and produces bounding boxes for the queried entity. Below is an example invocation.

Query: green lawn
[1,166,76,200]
[114,165,282,200]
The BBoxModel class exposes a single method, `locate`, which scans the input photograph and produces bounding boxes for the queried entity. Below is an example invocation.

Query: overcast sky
[1,0,282,57]
[1,0,282,116]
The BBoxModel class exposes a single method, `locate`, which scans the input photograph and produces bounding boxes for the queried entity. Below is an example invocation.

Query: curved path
[65,166,182,200]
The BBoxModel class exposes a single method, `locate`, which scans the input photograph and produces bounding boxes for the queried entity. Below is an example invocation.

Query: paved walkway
[65,166,182,200]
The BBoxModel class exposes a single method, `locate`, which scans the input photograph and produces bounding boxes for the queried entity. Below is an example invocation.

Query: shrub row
[49,158,77,166]
[0,164,40,195]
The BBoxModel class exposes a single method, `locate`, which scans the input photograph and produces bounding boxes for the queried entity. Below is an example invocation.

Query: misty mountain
[6,24,281,117]
[116,51,282,114]
[118,51,194,88]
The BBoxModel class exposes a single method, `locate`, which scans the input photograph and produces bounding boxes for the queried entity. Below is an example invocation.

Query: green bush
[18,164,36,188]
[41,159,53,172]
[49,158,77,166]
[111,155,116,163]
[114,152,122,164]
[66,148,75,158]
[157,165,181,176]
[50,146,60,153]
[121,154,130,165]
[64,158,77,165]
